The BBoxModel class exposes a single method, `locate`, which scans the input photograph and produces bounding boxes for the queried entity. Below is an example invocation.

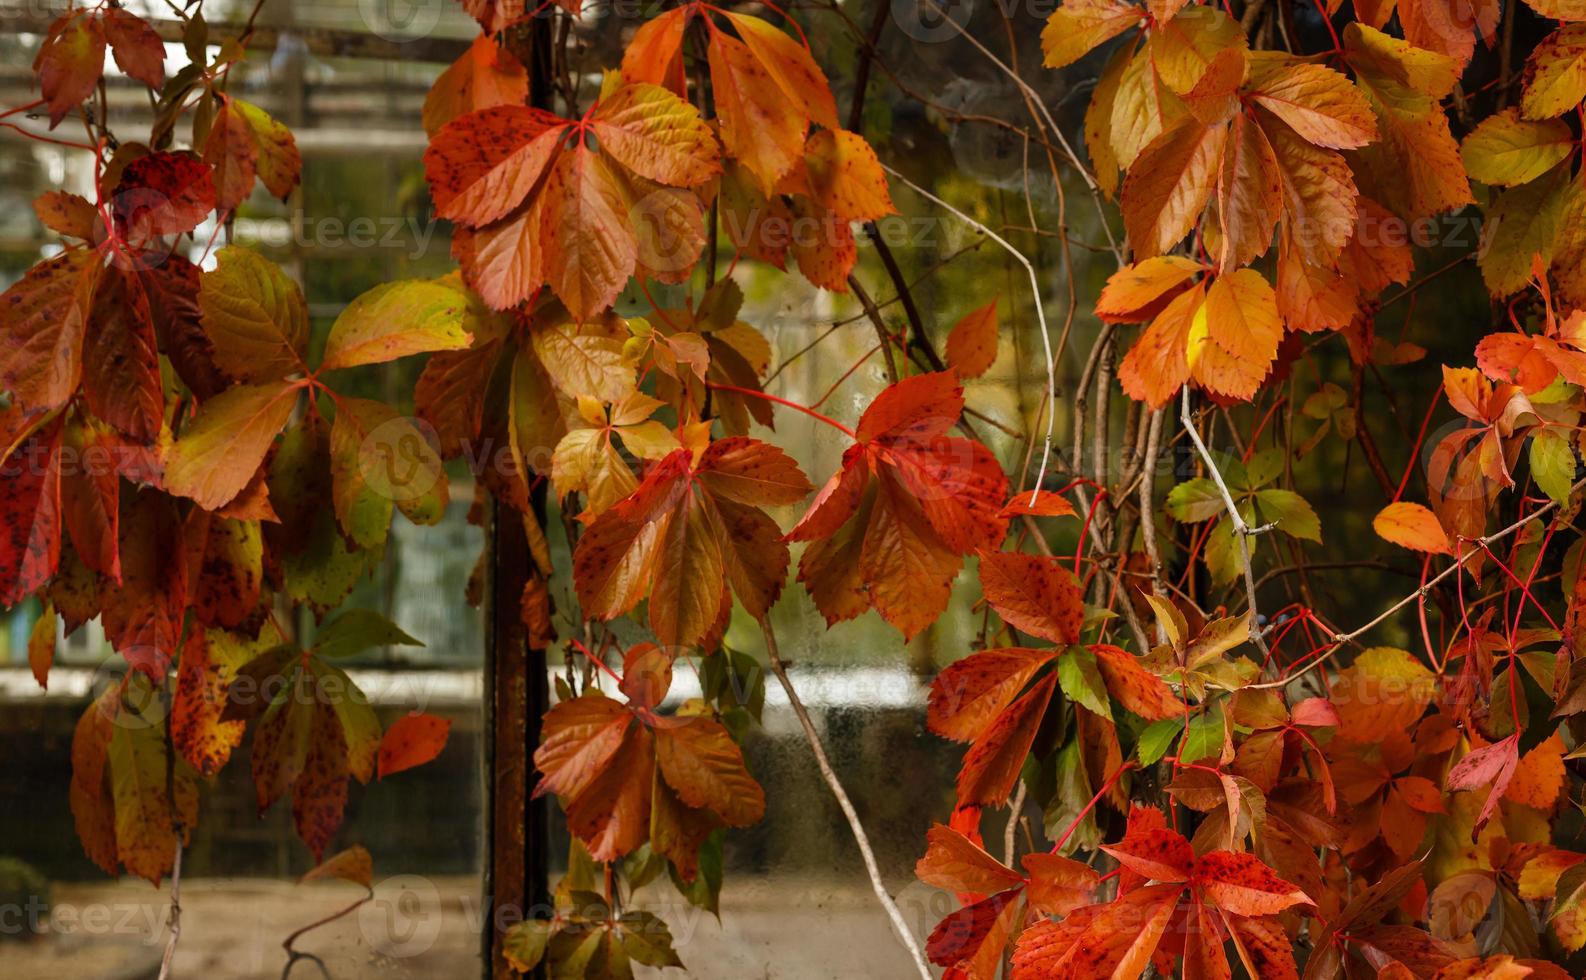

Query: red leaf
[377,712,452,778]
[101,8,165,90]
[1445,734,1520,833]
[916,823,1026,896]
[33,12,105,128]
[956,672,1058,806]
[84,266,163,441]
[997,488,1077,519]
[0,416,65,607]
[1012,883,1181,977]
[1101,824,1195,883]
[978,550,1084,646]
[928,647,1060,743]
[112,152,217,244]
[1193,849,1314,916]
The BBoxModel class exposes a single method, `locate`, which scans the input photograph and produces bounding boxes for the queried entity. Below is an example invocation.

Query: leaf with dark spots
[0,247,102,415]
[111,151,217,244]
[59,417,121,581]
[100,489,187,679]
[0,415,65,608]
[171,628,245,777]
[377,711,452,778]
[84,266,163,441]
[294,700,351,861]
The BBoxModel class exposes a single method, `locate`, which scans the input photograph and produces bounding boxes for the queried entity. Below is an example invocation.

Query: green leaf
[308,658,381,783]
[670,830,724,915]
[199,245,309,383]
[1043,740,1101,855]
[320,278,479,371]
[1204,519,1244,585]
[1255,488,1322,543]
[1530,427,1578,504]
[1136,718,1181,766]
[1166,478,1225,522]
[1242,448,1284,489]
[1058,647,1113,721]
[313,609,422,660]
[330,395,449,545]
[502,918,553,973]
[1179,704,1226,764]
[616,910,684,968]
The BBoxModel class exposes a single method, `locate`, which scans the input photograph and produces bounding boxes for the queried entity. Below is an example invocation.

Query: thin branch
[759,617,933,980]
[1139,408,1167,605]
[156,843,182,980]
[879,162,1058,504]
[847,274,900,384]
[1180,387,1272,656]
[1248,477,1586,690]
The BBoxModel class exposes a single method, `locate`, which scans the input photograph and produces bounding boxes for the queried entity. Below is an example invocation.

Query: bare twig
[156,843,182,980]
[1249,478,1586,690]
[879,163,1058,504]
[1180,387,1273,656]
[759,617,933,980]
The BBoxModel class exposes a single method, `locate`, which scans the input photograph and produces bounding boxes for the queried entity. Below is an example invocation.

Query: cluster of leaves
[12,0,1586,974]
[5,3,455,886]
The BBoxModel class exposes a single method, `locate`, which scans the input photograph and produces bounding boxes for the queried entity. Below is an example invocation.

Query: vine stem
[877,162,1057,505]
[1180,386,1273,657]
[704,382,857,439]
[156,842,182,980]
[1249,476,1586,690]
[758,617,932,980]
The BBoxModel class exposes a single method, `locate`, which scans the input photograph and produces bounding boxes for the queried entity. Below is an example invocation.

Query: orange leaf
[653,715,765,827]
[978,551,1084,646]
[1096,256,1202,323]
[997,488,1077,519]
[377,712,452,778]
[302,844,374,888]
[928,647,1060,743]
[945,300,1000,378]
[956,672,1058,806]
[1122,118,1229,257]
[917,823,1026,895]
[1373,501,1454,554]
[422,33,528,137]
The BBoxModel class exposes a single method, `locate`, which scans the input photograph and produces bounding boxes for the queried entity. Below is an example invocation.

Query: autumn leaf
[1041,0,1144,69]
[625,7,838,194]
[789,372,1009,638]
[1014,807,1310,977]
[1460,108,1576,186]
[1521,25,1586,120]
[165,380,302,511]
[978,550,1084,646]
[573,438,810,647]
[0,248,101,416]
[423,33,528,137]
[101,9,164,90]
[1373,501,1454,554]
[426,83,719,317]
[945,300,1000,378]
[33,12,105,128]
[378,712,452,778]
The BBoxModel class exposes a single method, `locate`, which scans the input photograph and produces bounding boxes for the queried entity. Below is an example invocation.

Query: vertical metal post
[483,14,556,980]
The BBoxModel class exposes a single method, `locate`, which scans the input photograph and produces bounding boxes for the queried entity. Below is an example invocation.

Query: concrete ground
[6,874,934,978]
